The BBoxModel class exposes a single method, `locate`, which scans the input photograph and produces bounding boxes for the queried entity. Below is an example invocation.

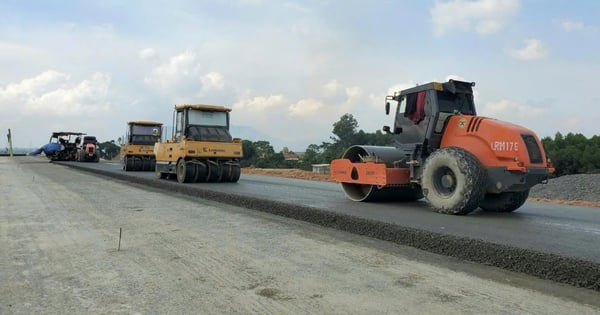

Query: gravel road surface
[59,159,600,291]
[2,157,600,314]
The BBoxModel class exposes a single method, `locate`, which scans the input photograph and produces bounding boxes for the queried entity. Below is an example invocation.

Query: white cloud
[139,48,157,60]
[387,82,416,96]
[201,72,225,91]
[0,2,597,150]
[430,0,519,36]
[345,86,362,104]
[558,19,598,33]
[480,99,543,121]
[0,71,111,116]
[506,39,547,61]
[323,79,341,95]
[0,70,70,101]
[144,51,200,91]
[234,94,285,112]
[288,98,323,118]
[561,20,584,32]
[144,51,227,101]
[144,51,230,102]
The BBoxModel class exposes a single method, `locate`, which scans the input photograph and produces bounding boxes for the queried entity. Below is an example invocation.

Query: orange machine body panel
[330,159,411,186]
[440,115,554,172]
[329,115,554,188]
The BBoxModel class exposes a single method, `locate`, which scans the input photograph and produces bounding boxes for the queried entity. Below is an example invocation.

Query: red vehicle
[76,136,100,162]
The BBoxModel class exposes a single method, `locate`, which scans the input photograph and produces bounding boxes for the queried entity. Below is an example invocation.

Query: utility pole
[7,128,14,157]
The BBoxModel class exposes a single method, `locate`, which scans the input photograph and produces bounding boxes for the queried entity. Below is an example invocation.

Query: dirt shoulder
[241,168,600,208]
[3,157,600,313]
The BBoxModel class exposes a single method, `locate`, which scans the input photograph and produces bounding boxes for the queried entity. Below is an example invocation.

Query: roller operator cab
[154,104,243,183]
[120,121,163,171]
[47,132,85,161]
[76,135,100,162]
[330,79,555,215]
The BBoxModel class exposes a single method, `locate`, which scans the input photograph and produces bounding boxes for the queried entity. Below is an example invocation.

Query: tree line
[542,132,600,176]
[242,114,600,177]
[242,113,392,171]
[103,113,599,177]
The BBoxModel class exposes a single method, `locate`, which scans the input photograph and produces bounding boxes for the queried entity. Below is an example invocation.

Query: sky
[1,0,599,151]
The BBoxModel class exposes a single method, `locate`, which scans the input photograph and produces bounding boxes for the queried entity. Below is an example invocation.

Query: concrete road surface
[2,157,599,314]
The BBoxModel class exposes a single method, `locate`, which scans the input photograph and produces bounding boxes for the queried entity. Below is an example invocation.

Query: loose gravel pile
[530,174,600,203]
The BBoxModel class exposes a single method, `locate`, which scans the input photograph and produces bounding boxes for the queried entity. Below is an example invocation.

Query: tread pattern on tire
[421,147,487,215]
[176,159,194,183]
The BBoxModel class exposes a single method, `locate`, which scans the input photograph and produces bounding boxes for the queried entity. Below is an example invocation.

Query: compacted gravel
[242,169,600,206]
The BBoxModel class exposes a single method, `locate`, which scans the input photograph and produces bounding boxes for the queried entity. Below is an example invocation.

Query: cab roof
[398,79,475,96]
[127,120,163,126]
[51,131,85,137]
[175,104,231,112]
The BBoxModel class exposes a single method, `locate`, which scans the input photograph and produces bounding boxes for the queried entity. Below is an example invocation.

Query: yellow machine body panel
[121,144,156,157]
[153,103,243,183]
[121,121,163,171]
[154,138,243,163]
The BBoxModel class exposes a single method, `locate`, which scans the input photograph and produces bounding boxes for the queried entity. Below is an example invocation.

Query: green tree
[319,113,393,163]
[253,141,274,157]
[240,140,284,168]
[240,140,256,167]
[99,140,120,160]
[320,141,344,164]
[331,113,359,148]
[369,129,393,146]
[582,145,600,173]
[299,144,322,171]
[542,132,600,176]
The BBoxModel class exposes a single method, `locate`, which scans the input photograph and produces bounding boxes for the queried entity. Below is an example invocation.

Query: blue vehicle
[30,132,85,161]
